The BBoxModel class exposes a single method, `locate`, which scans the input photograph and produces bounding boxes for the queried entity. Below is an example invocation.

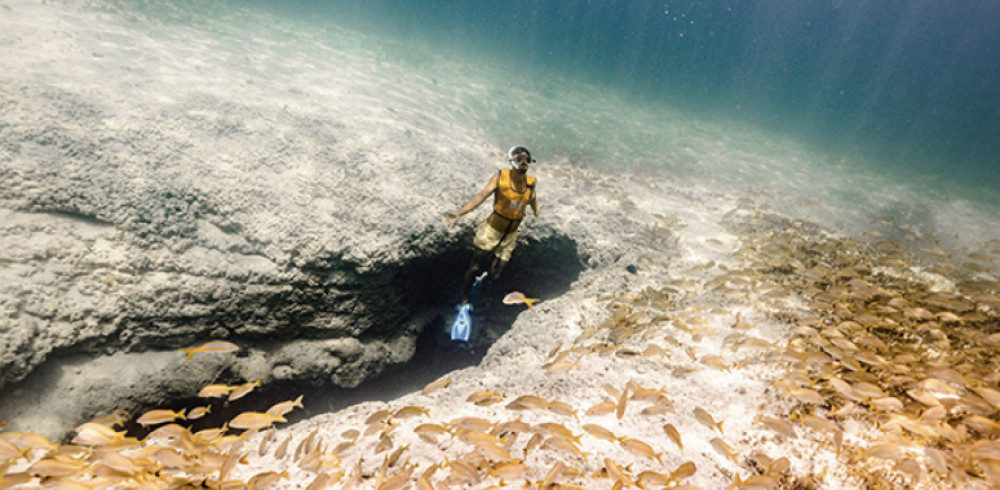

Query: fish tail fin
[728,474,744,490]
[294,395,304,408]
[179,348,196,365]
[177,408,187,420]
[526,298,540,309]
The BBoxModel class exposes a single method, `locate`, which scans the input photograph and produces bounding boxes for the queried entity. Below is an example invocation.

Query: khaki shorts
[473,220,519,261]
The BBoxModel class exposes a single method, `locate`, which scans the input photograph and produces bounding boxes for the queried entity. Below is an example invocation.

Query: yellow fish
[502,291,540,310]
[603,458,634,486]
[187,405,212,420]
[414,423,449,443]
[548,400,578,419]
[178,340,239,365]
[694,407,724,434]
[136,408,186,427]
[542,436,589,458]
[456,429,502,446]
[229,411,286,430]
[466,390,504,406]
[620,437,663,464]
[421,376,451,395]
[543,360,580,374]
[709,437,738,464]
[0,437,24,459]
[474,442,511,461]
[248,471,288,489]
[71,422,130,447]
[540,461,566,489]
[26,456,86,477]
[585,401,617,416]
[506,395,551,410]
[670,461,697,481]
[3,431,53,451]
[662,423,683,450]
[489,462,533,481]
[582,423,620,443]
[266,395,304,418]
[198,384,234,398]
[616,385,630,420]
[228,379,261,402]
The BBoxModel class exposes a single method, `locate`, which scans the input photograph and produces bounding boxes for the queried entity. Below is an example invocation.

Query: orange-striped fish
[228,379,261,402]
[266,395,304,418]
[694,407,724,434]
[229,412,286,430]
[582,424,620,443]
[620,437,663,463]
[136,409,187,427]
[502,291,540,310]
[488,462,533,481]
[586,401,617,416]
[72,422,130,447]
[187,405,212,420]
[662,423,683,450]
[26,457,86,477]
[422,377,451,395]
[198,384,234,398]
[179,340,239,365]
[0,437,25,459]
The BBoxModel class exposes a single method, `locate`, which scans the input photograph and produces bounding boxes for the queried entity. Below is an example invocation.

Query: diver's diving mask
[508,146,534,174]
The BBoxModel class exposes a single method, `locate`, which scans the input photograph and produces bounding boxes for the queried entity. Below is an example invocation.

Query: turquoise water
[13,0,1000,245]
[249,0,1000,193]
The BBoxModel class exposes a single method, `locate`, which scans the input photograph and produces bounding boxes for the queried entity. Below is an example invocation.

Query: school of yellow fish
[1,209,998,489]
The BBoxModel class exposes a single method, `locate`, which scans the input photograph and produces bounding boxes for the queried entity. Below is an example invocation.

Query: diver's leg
[490,231,515,280]
[461,249,492,304]
[490,258,508,279]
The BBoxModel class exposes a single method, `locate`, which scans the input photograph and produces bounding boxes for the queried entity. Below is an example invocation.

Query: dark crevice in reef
[235,231,585,419]
[35,209,115,227]
[8,228,585,440]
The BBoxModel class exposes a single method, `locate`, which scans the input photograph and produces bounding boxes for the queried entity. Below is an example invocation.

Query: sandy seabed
[5,163,1000,489]
[3,0,1000,488]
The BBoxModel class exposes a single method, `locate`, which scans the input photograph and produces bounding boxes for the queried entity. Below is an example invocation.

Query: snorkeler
[444,146,540,308]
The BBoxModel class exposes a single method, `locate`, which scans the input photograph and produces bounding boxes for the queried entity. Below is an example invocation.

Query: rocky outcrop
[0,0,670,438]
[0,76,591,430]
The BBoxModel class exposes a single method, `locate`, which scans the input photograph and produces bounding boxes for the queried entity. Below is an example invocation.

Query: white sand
[3,1,1000,488]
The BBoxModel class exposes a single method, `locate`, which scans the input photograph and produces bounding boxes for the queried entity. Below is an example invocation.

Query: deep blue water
[254,0,1000,192]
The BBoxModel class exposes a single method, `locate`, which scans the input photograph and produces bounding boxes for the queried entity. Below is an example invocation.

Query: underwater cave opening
[118,230,586,439]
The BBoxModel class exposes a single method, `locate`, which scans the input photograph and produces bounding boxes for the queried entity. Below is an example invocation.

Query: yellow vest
[492,169,536,221]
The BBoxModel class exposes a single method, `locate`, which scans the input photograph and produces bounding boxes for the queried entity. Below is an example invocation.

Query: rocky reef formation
[0,39,604,436]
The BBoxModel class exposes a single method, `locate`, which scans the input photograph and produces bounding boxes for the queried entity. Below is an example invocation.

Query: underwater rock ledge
[0,99,605,439]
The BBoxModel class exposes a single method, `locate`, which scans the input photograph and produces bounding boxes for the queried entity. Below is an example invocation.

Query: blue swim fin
[450,303,472,342]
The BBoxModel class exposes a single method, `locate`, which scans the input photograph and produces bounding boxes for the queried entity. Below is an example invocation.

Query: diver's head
[508,146,534,174]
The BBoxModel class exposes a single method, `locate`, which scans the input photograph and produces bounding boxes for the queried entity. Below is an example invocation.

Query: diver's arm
[444,174,499,228]
[530,183,540,217]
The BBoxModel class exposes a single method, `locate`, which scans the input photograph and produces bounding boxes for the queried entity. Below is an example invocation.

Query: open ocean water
[7,0,998,231]
[239,1,999,245]
[254,0,1000,191]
